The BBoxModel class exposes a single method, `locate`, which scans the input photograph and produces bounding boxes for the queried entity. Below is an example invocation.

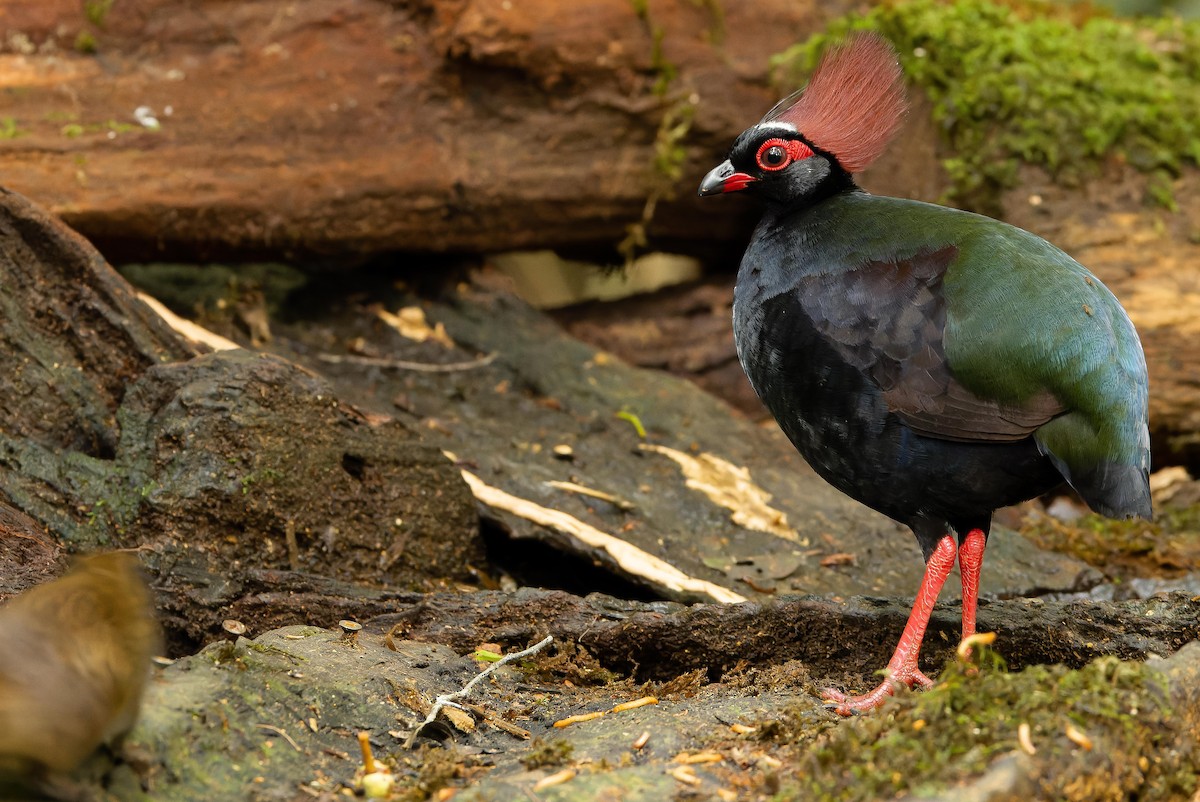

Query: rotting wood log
[363,587,1200,683]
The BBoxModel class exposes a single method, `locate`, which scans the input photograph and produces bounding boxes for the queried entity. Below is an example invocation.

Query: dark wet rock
[102,349,483,646]
[113,349,480,581]
[0,188,193,457]
[112,626,482,800]
[363,588,1200,683]
[108,623,830,801]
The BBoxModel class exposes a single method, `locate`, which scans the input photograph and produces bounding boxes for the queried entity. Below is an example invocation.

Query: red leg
[958,528,986,640]
[823,535,957,715]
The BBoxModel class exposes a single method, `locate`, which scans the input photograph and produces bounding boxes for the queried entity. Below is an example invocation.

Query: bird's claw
[910,669,934,689]
[820,682,897,716]
[820,666,933,716]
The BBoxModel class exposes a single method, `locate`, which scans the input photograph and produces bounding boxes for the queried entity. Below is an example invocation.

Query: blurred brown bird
[0,552,160,786]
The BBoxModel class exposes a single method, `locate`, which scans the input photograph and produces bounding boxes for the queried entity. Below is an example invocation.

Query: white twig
[137,291,239,352]
[315,352,497,372]
[406,635,553,748]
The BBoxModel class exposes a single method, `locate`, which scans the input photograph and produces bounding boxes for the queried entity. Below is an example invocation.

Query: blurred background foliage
[772,0,1200,210]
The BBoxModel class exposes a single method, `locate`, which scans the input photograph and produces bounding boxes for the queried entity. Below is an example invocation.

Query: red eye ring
[755,138,814,171]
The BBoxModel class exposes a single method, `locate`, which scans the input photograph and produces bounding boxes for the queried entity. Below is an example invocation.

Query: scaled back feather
[774,32,908,173]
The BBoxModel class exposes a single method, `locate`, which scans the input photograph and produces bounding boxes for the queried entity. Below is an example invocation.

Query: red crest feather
[774,33,907,173]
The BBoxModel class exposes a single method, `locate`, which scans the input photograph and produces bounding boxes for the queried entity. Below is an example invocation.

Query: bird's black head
[698,121,851,205]
[699,32,907,208]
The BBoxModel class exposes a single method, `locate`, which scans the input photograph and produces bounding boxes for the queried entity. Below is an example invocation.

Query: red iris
[755,138,813,171]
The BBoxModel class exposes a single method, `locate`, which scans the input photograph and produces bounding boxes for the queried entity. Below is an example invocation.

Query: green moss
[519,738,575,769]
[1019,503,1200,577]
[391,745,470,802]
[0,118,23,140]
[240,468,283,495]
[781,649,1197,801]
[84,0,114,28]
[519,639,621,686]
[754,701,836,746]
[772,0,1200,210]
[74,30,97,54]
[618,0,698,264]
[689,0,726,45]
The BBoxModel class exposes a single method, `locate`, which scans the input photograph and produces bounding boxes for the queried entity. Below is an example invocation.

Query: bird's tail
[1043,452,1152,520]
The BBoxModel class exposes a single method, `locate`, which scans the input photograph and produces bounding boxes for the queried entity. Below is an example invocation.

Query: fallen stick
[405,635,553,748]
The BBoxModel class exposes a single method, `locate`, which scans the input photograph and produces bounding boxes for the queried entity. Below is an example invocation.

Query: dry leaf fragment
[957,631,997,659]
[545,480,636,511]
[640,444,798,541]
[553,711,608,728]
[819,552,857,567]
[670,766,702,785]
[377,306,456,348]
[612,696,658,713]
[442,706,475,734]
[1065,722,1093,750]
[1018,722,1037,755]
[533,769,576,791]
[461,702,531,740]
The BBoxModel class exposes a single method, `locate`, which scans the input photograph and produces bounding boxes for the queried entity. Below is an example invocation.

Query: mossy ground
[520,738,575,770]
[1018,504,1200,579]
[772,0,1200,211]
[517,640,622,687]
[388,745,488,802]
[776,649,1198,801]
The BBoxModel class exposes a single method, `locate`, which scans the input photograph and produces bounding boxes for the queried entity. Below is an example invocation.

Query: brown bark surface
[0,0,845,259]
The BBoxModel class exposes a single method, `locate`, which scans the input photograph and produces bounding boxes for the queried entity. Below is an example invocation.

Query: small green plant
[689,0,726,45]
[615,409,648,439]
[618,0,700,265]
[772,0,1200,210]
[0,117,23,139]
[74,30,98,53]
[104,119,138,135]
[84,0,115,28]
[86,498,108,527]
[239,468,283,495]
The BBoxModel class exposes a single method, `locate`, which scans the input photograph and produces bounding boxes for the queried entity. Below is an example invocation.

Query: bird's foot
[822,666,933,716]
